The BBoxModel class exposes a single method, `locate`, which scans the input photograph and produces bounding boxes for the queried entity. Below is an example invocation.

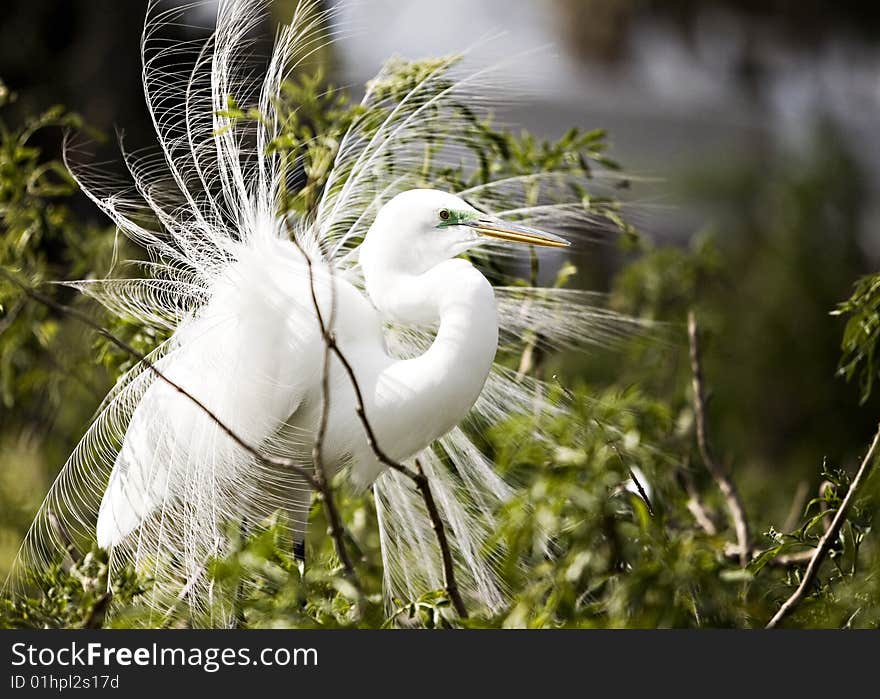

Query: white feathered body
[97,230,498,548]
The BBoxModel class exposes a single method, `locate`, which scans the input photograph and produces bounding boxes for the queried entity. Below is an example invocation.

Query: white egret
[95,189,568,550]
[9,0,642,621]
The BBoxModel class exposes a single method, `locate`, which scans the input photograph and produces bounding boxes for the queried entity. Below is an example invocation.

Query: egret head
[359,188,569,280]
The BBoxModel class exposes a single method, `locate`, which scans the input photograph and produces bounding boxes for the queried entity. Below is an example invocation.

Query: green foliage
[1,65,880,629]
[836,274,880,404]
[605,129,878,534]
[0,546,143,629]
[0,82,123,576]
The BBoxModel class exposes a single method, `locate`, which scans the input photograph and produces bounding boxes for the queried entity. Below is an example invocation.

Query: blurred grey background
[331,0,880,252]
[5,1,880,251]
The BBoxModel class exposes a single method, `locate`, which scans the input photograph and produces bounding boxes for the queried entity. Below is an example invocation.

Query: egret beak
[463,217,570,248]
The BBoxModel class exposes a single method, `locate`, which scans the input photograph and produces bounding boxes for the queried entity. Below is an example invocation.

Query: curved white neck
[367,259,499,458]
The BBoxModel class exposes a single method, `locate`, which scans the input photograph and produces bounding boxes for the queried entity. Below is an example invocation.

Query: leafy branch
[766,422,880,627]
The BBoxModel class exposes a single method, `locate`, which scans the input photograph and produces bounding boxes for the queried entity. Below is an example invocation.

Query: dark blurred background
[3,0,880,571]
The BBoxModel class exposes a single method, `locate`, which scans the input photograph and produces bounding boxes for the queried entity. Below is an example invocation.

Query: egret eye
[439,209,450,221]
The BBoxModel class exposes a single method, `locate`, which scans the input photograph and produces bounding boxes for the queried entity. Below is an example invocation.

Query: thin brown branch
[687,310,751,565]
[0,267,321,490]
[323,334,468,617]
[553,379,655,518]
[284,223,468,618]
[414,460,469,618]
[324,330,417,477]
[766,422,880,628]
[626,468,654,517]
[681,467,718,536]
[773,549,817,567]
[288,230,361,593]
[723,542,815,567]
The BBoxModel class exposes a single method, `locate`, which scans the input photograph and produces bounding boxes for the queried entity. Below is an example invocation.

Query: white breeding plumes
[7,0,647,623]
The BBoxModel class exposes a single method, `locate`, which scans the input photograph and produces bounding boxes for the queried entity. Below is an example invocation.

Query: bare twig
[551,373,575,402]
[773,549,817,567]
[329,330,468,617]
[723,542,815,567]
[288,231,362,593]
[626,467,655,517]
[0,267,320,489]
[414,460,469,618]
[687,311,751,565]
[680,467,718,536]
[233,520,249,628]
[766,422,880,628]
[285,223,468,618]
